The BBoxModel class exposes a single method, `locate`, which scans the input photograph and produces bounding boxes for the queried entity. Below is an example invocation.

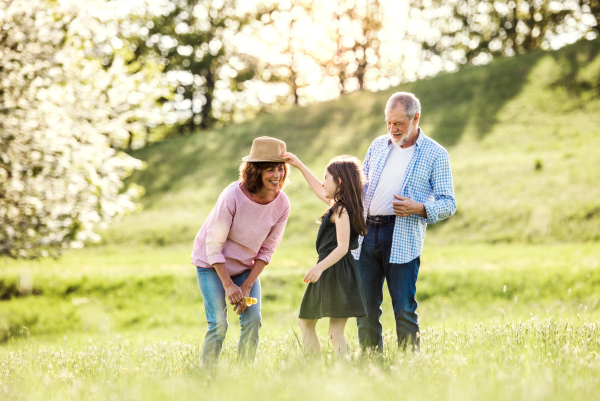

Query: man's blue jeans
[196,267,261,366]
[356,217,420,351]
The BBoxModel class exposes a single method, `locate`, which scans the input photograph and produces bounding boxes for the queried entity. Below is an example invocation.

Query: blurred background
[1,0,599,346]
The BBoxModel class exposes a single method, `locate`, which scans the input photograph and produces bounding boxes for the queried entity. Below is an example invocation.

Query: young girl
[282,152,367,357]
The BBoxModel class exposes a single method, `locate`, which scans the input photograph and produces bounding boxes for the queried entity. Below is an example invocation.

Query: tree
[328,0,384,92]
[257,0,387,107]
[410,0,598,67]
[0,0,148,257]
[120,0,276,133]
[579,0,600,34]
[255,0,325,106]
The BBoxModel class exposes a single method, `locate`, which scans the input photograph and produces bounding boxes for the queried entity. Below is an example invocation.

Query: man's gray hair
[385,92,421,121]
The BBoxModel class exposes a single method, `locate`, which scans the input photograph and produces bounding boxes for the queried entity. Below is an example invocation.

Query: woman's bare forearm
[213,263,234,287]
[241,259,266,291]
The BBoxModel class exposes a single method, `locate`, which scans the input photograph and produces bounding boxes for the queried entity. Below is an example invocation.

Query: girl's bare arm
[282,152,330,205]
[303,209,351,283]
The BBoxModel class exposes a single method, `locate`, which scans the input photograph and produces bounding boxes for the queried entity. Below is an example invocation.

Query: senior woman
[191,136,291,366]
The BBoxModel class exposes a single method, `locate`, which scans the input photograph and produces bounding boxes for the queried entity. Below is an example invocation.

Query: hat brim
[242,156,291,163]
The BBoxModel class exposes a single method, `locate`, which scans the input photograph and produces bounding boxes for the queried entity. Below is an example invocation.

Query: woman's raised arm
[282,152,330,205]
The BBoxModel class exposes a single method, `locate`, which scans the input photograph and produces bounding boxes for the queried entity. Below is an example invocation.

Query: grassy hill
[100,38,600,253]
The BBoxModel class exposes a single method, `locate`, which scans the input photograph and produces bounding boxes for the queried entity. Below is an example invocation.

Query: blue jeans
[356,217,420,351]
[196,267,262,366]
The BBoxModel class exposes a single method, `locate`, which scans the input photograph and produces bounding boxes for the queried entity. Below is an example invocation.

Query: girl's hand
[281,152,302,169]
[303,266,323,284]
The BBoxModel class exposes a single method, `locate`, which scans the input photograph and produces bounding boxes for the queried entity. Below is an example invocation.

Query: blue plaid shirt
[352,129,456,264]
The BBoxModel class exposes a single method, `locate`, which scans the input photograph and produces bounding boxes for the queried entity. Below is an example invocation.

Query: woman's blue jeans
[196,267,262,366]
[356,218,420,352]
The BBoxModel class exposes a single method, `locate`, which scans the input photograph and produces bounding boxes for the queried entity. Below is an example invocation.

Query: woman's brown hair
[239,161,290,194]
[322,155,367,236]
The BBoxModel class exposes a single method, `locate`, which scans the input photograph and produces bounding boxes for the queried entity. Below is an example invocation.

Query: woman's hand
[239,282,252,298]
[281,152,302,169]
[303,265,323,284]
[233,301,247,314]
[224,282,244,305]
[233,283,252,315]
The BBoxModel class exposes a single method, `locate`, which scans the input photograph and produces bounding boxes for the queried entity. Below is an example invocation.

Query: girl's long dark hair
[321,155,367,236]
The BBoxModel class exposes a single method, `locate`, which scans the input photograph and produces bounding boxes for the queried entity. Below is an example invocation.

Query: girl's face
[261,164,285,193]
[322,169,339,199]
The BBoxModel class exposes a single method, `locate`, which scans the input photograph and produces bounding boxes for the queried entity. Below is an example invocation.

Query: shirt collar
[415,127,425,148]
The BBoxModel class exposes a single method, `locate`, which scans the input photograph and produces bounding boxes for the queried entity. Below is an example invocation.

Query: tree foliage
[410,0,598,67]
[242,0,386,107]
[114,0,388,127]
[254,0,318,105]
[0,0,154,257]
[328,0,384,92]
[118,0,279,134]
[580,0,600,34]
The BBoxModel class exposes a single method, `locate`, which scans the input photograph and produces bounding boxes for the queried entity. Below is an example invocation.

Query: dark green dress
[298,211,367,319]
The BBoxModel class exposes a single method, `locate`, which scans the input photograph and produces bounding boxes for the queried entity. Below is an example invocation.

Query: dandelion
[245,297,258,306]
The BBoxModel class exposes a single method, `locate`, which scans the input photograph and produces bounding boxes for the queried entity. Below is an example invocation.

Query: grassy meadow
[3,318,600,401]
[2,39,600,400]
[2,243,600,400]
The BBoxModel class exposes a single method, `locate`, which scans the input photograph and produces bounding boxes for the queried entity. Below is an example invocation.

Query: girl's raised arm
[282,152,330,205]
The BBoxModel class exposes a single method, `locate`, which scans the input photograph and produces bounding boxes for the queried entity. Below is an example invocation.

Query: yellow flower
[245,297,258,306]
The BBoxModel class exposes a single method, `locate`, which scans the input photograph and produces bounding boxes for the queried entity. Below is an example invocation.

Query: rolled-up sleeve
[422,150,457,225]
[205,190,236,265]
[255,203,290,265]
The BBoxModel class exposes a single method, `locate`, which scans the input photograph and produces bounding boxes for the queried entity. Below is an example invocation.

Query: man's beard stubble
[391,123,413,146]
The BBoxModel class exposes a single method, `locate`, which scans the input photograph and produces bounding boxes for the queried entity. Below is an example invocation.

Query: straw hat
[242,136,289,162]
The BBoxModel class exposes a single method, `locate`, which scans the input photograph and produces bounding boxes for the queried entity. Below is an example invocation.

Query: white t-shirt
[368,143,416,216]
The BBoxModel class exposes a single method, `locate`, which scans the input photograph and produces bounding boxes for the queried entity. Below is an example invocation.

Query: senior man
[352,92,456,352]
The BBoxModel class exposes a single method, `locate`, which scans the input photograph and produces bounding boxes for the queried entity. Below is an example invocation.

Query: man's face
[385,106,414,146]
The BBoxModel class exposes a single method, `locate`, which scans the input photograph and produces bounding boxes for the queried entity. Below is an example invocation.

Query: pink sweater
[191,181,290,276]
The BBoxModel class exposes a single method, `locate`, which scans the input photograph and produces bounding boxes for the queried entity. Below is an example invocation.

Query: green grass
[2,318,600,401]
[2,243,599,346]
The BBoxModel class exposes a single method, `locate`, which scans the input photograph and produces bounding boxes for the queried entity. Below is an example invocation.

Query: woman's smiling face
[261,163,286,193]
[322,168,339,199]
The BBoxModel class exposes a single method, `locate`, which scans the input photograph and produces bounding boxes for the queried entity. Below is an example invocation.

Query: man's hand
[224,282,244,305]
[303,266,323,284]
[392,195,427,218]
